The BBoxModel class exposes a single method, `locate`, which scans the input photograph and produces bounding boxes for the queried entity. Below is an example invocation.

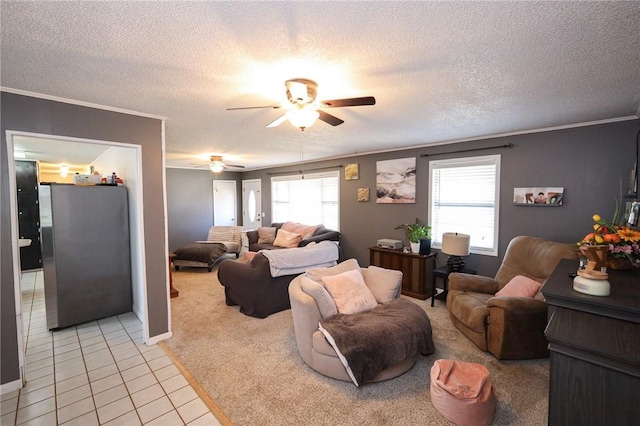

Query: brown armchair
[446,236,577,359]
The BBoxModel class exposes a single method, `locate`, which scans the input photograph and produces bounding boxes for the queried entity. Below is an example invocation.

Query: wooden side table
[432,265,476,307]
[369,247,436,300]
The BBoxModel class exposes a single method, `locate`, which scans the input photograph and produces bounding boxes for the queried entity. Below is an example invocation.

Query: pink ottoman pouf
[430,359,496,426]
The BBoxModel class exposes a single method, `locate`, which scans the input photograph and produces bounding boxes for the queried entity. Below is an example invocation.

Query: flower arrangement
[578,214,640,268]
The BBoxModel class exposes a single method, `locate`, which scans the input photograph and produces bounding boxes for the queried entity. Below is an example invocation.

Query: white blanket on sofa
[261,241,340,277]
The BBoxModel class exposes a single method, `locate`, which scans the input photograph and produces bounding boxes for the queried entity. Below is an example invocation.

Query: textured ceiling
[2,1,639,171]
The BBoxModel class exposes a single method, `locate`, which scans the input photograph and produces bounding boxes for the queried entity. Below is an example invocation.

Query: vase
[419,238,431,255]
[606,258,635,270]
[410,242,420,253]
[579,245,608,272]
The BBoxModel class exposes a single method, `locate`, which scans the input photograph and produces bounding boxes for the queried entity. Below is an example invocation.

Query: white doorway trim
[5,130,149,389]
[242,179,262,230]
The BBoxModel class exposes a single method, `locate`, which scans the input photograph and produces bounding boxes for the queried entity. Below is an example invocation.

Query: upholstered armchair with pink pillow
[447,236,577,359]
[289,259,434,384]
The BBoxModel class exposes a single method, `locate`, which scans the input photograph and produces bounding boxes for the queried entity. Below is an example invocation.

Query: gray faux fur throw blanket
[319,298,435,386]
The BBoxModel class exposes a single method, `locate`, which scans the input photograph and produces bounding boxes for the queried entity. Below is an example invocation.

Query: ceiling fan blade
[317,110,344,126]
[266,115,288,128]
[225,163,245,169]
[226,105,281,111]
[321,96,376,108]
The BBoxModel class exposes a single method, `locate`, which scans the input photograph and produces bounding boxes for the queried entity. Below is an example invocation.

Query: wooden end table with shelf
[431,265,477,307]
[369,246,436,300]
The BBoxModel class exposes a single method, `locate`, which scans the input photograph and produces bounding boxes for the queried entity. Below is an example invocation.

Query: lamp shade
[441,232,470,256]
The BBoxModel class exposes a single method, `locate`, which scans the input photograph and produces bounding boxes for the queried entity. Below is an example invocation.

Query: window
[271,171,339,231]
[429,155,500,256]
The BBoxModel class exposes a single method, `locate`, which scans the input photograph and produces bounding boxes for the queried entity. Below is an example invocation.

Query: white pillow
[300,276,338,318]
[306,258,361,283]
[322,269,378,315]
[273,229,302,248]
[364,265,403,303]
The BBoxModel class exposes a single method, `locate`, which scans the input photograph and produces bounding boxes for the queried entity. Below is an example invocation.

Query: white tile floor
[1,271,220,426]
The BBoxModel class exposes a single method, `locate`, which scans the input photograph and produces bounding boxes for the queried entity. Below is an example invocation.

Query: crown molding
[0,87,167,121]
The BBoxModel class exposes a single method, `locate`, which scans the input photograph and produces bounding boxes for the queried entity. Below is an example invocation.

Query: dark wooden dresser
[369,247,435,299]
[542,259,640,425]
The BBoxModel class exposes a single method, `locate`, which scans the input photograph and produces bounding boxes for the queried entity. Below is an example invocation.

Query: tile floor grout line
[13,270,218,426]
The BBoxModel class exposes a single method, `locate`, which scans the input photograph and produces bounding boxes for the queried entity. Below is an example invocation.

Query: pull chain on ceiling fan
[227,78,375,131]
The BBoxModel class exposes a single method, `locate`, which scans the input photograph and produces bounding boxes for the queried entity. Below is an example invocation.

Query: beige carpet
[165,264,549,425]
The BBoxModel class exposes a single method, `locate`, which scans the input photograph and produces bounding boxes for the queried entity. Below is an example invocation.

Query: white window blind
[271,171,340,231]
[429,155,500,256]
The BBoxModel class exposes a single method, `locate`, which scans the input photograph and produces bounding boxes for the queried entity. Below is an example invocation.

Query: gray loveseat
[218,241,340,318]
[246,222,340,252]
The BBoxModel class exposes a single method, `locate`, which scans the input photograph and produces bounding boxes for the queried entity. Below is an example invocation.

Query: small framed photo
[514,187,564,206]
[345,163,359,180]
[357,188,370,202]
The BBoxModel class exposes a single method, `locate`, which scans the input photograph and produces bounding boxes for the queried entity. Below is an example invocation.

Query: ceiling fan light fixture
[287,107,319,131]
[286,78,317,105]
[209,161,225,173]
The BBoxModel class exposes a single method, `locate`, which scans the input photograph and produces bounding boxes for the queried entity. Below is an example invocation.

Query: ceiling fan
[195,155,245,173]
[227,78,376,131]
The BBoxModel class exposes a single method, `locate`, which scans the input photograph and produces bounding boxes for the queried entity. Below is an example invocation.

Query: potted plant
[396,221,432,254]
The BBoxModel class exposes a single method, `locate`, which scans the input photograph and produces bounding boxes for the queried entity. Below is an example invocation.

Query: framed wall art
[357,188,370,202]
[345,163,359,180]
[513,187,564,206]
[376,157,416,204]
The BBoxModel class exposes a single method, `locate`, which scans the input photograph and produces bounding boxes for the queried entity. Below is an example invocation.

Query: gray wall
[167,118,640,277]
[165,168,241,251]
[1,92,169,386]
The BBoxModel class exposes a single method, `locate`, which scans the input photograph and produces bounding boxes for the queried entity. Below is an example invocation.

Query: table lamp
[441,232,471,272]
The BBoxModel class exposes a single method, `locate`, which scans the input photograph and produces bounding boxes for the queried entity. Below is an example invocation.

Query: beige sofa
[289,262,430,383]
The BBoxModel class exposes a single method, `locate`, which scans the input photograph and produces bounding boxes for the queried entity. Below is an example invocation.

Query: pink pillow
[273,229,302,248]
[322,269,378,314]
[281,222,321,239]
[243,251,257,262]
[495,275,542,298]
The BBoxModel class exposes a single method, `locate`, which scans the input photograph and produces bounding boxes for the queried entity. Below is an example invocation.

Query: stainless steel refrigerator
[39,184,132,330]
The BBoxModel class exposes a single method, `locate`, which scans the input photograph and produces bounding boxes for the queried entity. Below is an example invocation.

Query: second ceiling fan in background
[227,78,376,131]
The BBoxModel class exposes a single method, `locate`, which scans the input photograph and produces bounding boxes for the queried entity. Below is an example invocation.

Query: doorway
[6,131,148,388]
[213,180,237,226]
[15,160,42,270]
[242,179,262,230]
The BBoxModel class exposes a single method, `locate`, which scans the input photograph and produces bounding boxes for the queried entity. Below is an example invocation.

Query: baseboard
[158,341,233,426]
[0,378,22,395]
[146,330,172,346]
